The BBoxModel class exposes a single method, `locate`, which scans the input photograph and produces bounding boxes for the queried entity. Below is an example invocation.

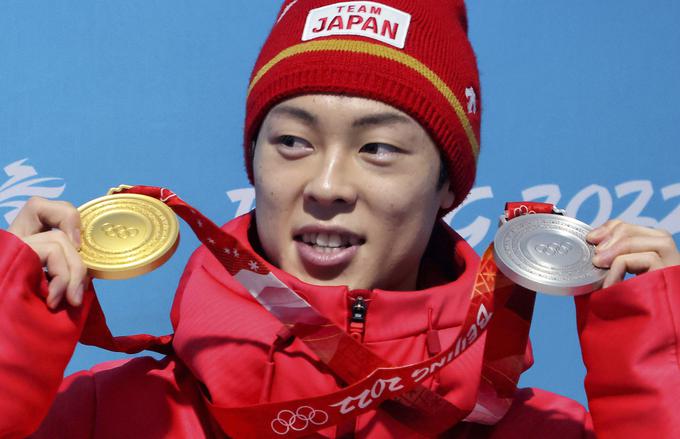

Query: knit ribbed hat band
[245,0,481,210]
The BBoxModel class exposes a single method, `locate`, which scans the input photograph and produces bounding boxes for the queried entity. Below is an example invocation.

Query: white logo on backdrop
[227,179,680,248]
[0,159,66,226]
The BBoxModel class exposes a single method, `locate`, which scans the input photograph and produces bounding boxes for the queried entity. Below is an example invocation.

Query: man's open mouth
[295,232,364,252]
[293,226,366,268]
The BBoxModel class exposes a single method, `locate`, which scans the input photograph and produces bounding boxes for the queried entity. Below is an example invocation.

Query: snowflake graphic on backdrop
[0,158,66,227]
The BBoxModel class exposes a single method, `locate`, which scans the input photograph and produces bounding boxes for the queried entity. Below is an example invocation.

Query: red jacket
[1,213,679,438]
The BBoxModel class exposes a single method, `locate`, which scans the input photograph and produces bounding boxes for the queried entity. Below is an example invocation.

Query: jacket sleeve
[24,239,210,437]
[576,265,680,438]
[0,229,95,438]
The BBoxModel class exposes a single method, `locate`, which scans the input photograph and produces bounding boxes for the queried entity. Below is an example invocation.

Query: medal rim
[493,214,607,296]
[78,193,180,280]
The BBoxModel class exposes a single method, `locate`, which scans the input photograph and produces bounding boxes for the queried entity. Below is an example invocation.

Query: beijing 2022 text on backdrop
[1,1,679,407]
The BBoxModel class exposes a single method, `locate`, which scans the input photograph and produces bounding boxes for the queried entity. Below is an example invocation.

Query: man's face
[253,95,455,291]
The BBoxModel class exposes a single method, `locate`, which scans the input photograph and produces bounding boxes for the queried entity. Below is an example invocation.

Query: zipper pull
[349,296,367,342]
[351,296,367,323]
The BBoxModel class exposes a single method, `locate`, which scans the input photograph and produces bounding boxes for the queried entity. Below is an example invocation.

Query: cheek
[368,170,441,221]
[253,153,297,264]
[363,169,442,261]
[254,151,296,211]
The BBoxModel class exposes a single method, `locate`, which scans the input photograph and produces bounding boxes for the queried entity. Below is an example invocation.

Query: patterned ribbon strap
[79,186,536,438]
[505,201,561,220]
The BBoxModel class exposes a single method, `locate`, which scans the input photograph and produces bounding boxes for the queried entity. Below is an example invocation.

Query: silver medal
[493,214,607,296]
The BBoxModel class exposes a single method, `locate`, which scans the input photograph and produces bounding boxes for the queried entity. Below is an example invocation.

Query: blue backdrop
[2,1,679,407]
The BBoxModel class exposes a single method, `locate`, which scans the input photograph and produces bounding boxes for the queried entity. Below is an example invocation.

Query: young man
[2,0,680,437]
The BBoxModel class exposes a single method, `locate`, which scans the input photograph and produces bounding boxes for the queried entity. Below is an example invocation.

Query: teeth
[316,233,329,246]
[300,231,362,248]
[328,234,342,248]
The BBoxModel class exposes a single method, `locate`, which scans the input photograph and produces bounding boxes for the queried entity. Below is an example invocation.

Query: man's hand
[7,197,88,309]
[587,220,680,288]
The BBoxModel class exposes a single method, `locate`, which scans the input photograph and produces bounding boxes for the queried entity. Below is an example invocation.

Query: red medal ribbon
[505,201,557,220]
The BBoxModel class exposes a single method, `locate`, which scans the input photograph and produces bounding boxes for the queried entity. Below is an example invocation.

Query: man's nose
[303,151,358,207]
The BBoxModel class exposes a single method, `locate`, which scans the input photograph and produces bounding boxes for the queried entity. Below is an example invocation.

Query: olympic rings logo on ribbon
[512,204,536,218]
[270,406,329,435]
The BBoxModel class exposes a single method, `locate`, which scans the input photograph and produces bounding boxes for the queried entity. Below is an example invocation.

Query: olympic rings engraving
[535,241,574,256]
[270,406,329,435]
[101,222,139,239]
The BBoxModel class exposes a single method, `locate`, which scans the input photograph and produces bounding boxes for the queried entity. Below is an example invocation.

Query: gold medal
[78,188,179,280]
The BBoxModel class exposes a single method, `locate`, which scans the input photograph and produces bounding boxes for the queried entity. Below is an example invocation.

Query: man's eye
[360,143,400,155]
[276,135,309,149]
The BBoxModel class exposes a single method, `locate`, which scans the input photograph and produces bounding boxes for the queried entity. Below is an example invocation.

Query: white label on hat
[465,86,477,114]
[302,2,411,49]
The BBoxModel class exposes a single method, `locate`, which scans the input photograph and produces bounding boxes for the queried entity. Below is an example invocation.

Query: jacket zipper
[349,295,368,342]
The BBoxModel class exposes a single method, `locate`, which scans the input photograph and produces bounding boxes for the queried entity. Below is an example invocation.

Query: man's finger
[8,197,81,246]
[593,235,675,267]
[602,252,664,288]
[587,220,623,244]
[588,220,666,246]
[24,231,87,309]
[38,241,72,309]
[41,230,88,306]
[46,276,69,309]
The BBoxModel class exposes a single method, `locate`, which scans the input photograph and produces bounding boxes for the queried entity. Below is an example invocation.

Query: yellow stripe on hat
[247,39,480,160]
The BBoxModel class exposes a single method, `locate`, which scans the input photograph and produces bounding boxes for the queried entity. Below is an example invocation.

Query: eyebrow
[270,105,318,126]
[269,105,413,128]
[352,112,412,128]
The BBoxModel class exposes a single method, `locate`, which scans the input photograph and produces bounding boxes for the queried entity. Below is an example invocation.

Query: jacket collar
[199,212,481,341]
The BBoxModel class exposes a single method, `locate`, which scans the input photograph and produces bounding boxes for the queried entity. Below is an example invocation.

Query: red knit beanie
[244,0,481,210]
